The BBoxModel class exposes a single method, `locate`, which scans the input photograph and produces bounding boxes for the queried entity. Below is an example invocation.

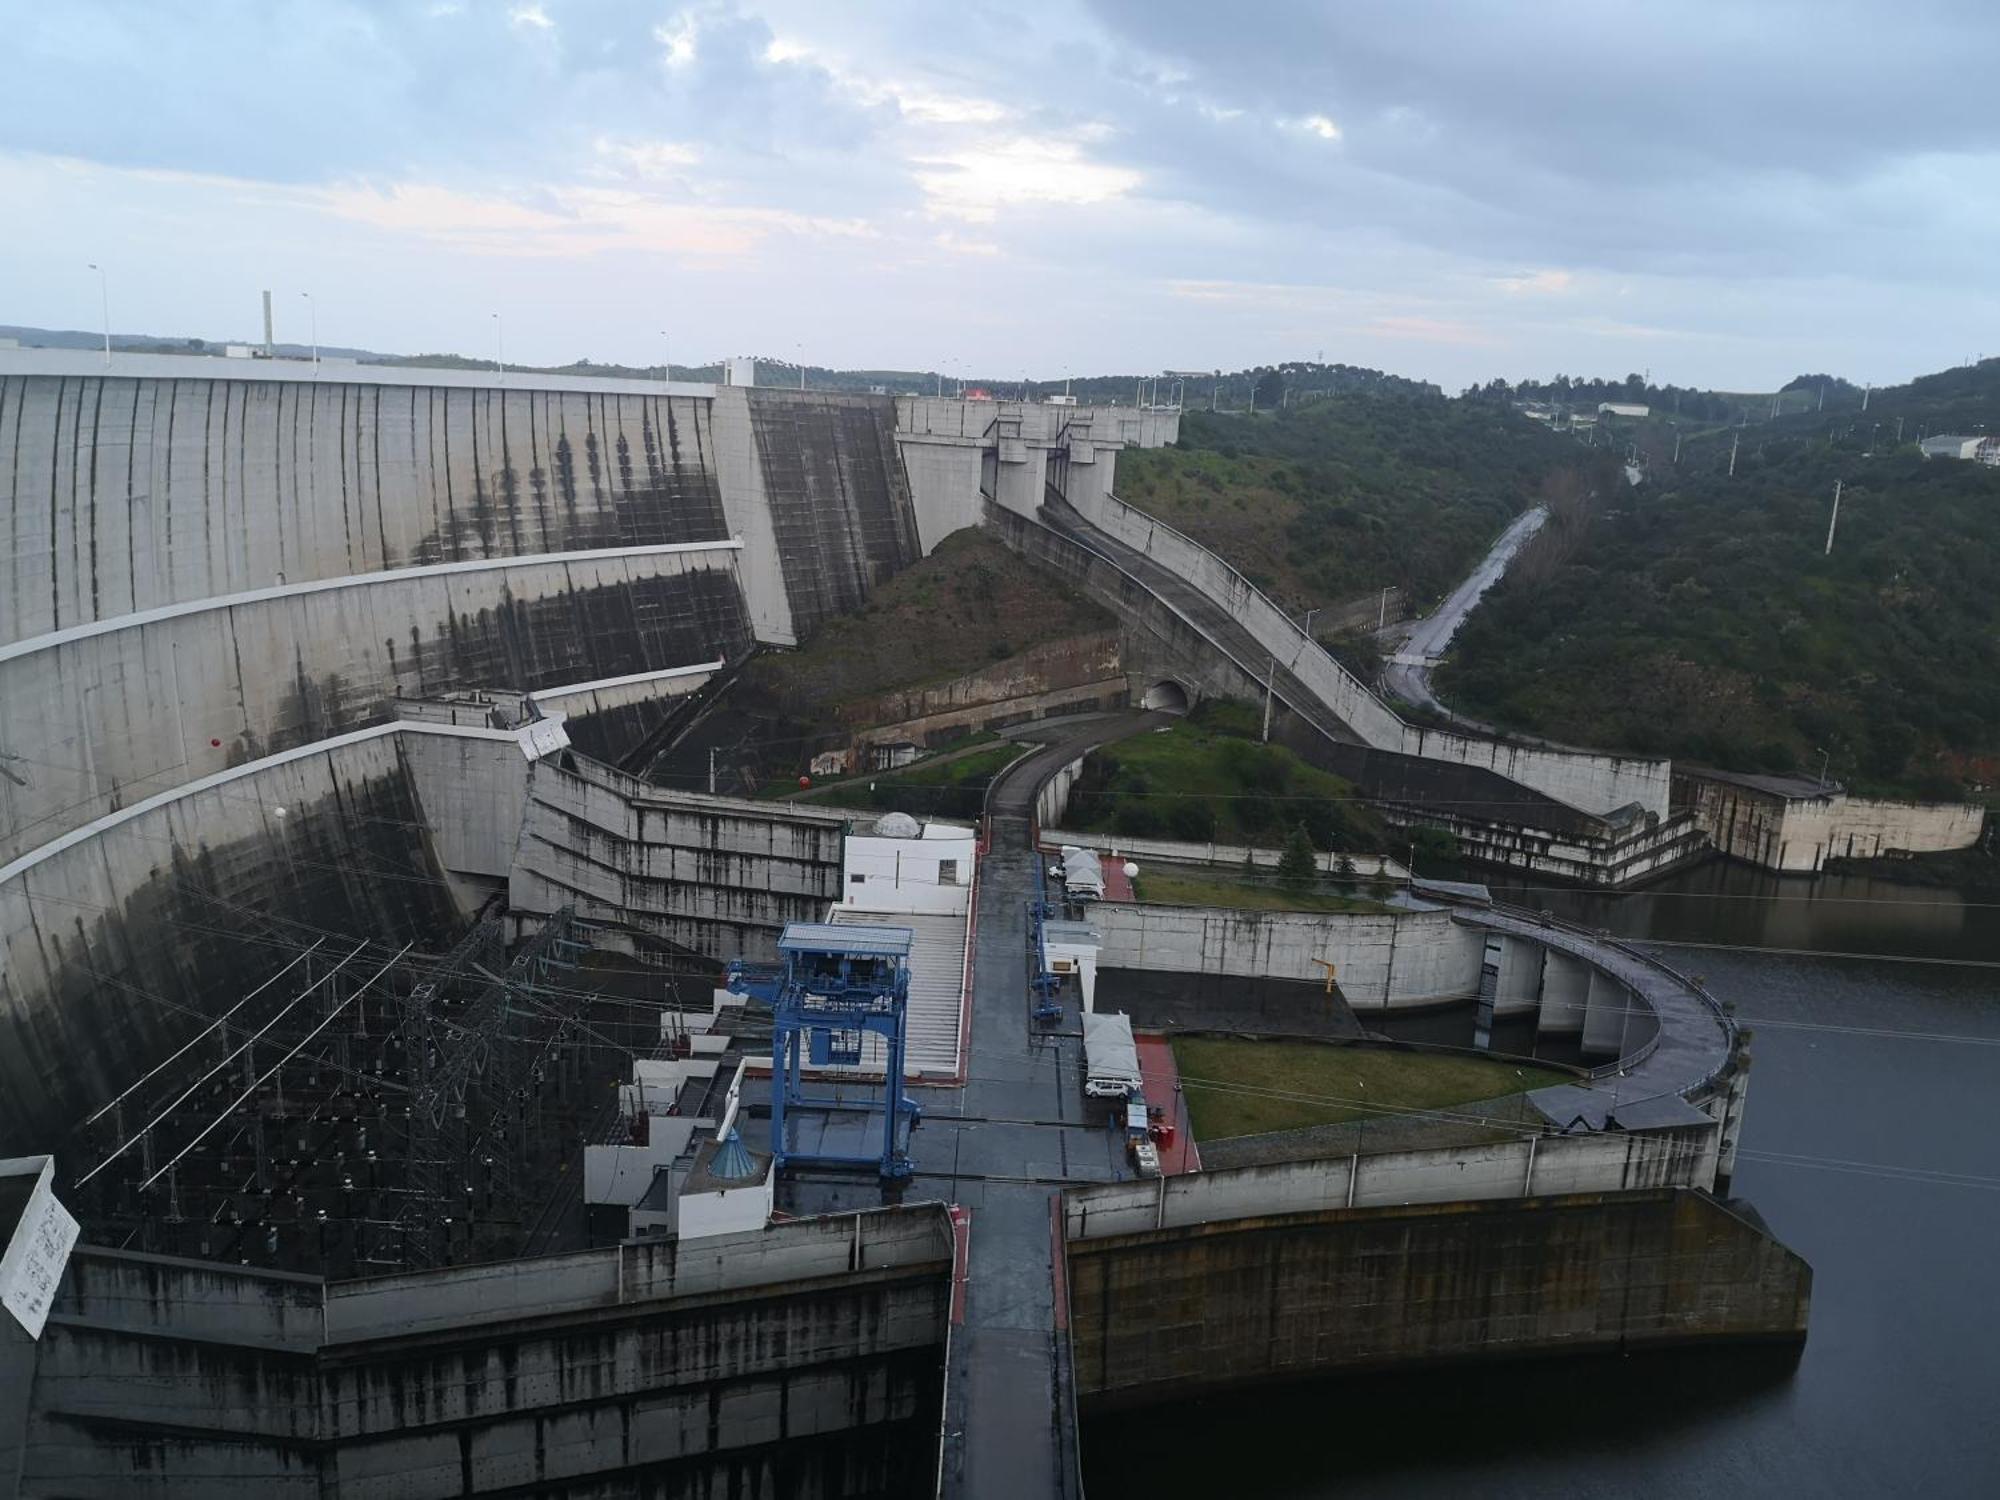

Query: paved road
[1381,506,1547,719]
[939,710,1166,1500]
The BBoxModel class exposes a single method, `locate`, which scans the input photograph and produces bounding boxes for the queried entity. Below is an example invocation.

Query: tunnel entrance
[1141,680,1191,714]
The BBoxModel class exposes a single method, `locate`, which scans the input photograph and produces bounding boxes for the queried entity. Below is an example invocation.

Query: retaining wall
[14,1207,953,1497]
[1064,1186,1809,1407]
[1088,900,1485,1009]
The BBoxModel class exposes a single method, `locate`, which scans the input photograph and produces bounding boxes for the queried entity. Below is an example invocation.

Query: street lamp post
[86,263,110,364]
[1302,606,1319,641]
[659,329,670,383]
[300,292,318,373]
[492,313,505,387]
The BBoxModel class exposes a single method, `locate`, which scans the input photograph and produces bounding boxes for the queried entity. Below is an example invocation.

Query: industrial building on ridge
[1,346,1815,1498]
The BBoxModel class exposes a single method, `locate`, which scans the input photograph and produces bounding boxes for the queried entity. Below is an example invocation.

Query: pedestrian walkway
[1134,1033,1201,1176]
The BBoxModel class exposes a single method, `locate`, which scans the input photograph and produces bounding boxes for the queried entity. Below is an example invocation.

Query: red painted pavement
[1099,857,1135,902]
[1133,1032,1201,1175]
[948,1205,972,1324]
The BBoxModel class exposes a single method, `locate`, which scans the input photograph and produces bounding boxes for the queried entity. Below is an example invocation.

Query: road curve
[1381,505,1548,719]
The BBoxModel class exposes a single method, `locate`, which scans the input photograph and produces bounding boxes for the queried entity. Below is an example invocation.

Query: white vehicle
[1082,1011,1142,1099]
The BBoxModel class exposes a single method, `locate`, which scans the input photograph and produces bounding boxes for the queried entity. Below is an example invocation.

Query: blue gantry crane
[725,922,921,1180]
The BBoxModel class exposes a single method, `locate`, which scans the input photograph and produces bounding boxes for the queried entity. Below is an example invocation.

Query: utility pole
[1861,383,1871,412]
[301,291,317,373]
[1672,429,1683,465]
[708,746,717,796]
[492,313,505,387]
[87,262,110,364]
[1378,586,1391,630]
[1823,479,1843,556]
[1261,656,1276,743]
[1817,383,1825,412]
[1896,415,1905,444]
[1728,430,1739,477]
[659,329,670,382]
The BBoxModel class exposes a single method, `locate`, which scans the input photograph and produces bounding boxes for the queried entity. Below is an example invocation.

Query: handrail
[1448,893,1738,1101]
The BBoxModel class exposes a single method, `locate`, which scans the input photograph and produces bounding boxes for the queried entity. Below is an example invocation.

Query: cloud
[316,176,874,260]
[4,0,2000,389]
[592,137,702,181]
[934,231,1002,257]
[1496,269,1575,296]
[914,137,1141,222]
[1364,314,1495,347]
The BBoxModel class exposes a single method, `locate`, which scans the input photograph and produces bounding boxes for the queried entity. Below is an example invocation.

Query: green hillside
[1116,397,1599,615]
[1440,406,2000,796]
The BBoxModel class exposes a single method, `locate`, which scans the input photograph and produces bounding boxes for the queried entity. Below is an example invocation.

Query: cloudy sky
[3,0,1996,389]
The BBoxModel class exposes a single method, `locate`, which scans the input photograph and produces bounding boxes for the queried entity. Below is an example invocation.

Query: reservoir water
[1082,858,2000,1498]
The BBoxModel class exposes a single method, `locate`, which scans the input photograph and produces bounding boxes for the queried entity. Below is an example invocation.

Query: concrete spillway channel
[1016,491,1710,885]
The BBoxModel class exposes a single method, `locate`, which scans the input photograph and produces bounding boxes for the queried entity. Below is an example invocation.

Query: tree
[1278,823,1317,887]
[1254,368,1287,409]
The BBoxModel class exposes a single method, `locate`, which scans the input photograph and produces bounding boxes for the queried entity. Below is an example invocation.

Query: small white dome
[873,812,922,839]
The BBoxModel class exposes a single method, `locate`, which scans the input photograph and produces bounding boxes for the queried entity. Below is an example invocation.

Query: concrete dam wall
[0,728,461,1151]
[0,354,946,1155]
[6,1206,954,1498]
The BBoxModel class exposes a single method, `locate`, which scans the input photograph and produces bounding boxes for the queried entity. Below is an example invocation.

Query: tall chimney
[262,290,274,357]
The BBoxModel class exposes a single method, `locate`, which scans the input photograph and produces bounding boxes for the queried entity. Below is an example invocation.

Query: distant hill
[1440,359,2000,797]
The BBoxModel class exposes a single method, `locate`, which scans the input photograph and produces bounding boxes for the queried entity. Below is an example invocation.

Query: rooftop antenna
[1823,479,1843,556]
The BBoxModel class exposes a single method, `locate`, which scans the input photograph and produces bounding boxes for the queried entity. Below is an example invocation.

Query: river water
[1082,858,2000,1497]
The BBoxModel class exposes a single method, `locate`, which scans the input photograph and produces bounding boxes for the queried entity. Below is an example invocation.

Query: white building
[840,814,976,916]
[1598,402,1650,418]
[1918,433,1999,464]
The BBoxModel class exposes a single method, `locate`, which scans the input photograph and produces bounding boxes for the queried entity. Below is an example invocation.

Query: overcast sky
[3,0,1996,390]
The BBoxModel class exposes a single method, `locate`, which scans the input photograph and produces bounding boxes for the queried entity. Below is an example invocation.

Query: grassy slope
[791,738,1027,820]
[744,528,1113,715]
[1134,869,1391,914]
[1171,1036,1568,1140]
[1115,398,1590,613]
[1062,699,1389,851]
[1440,397,2000,794]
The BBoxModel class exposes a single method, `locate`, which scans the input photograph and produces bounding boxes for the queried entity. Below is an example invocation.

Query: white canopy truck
[1082,1011,1142,1100]
[1060,846,1105,901]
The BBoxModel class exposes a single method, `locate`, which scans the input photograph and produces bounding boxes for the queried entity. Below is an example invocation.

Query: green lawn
[1170,1036,1569,1141]
[1134,869,1392,915]
[1063,699,1389,850]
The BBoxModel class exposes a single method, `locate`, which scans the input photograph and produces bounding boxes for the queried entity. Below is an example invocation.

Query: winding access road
[1381,505,1547,719]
